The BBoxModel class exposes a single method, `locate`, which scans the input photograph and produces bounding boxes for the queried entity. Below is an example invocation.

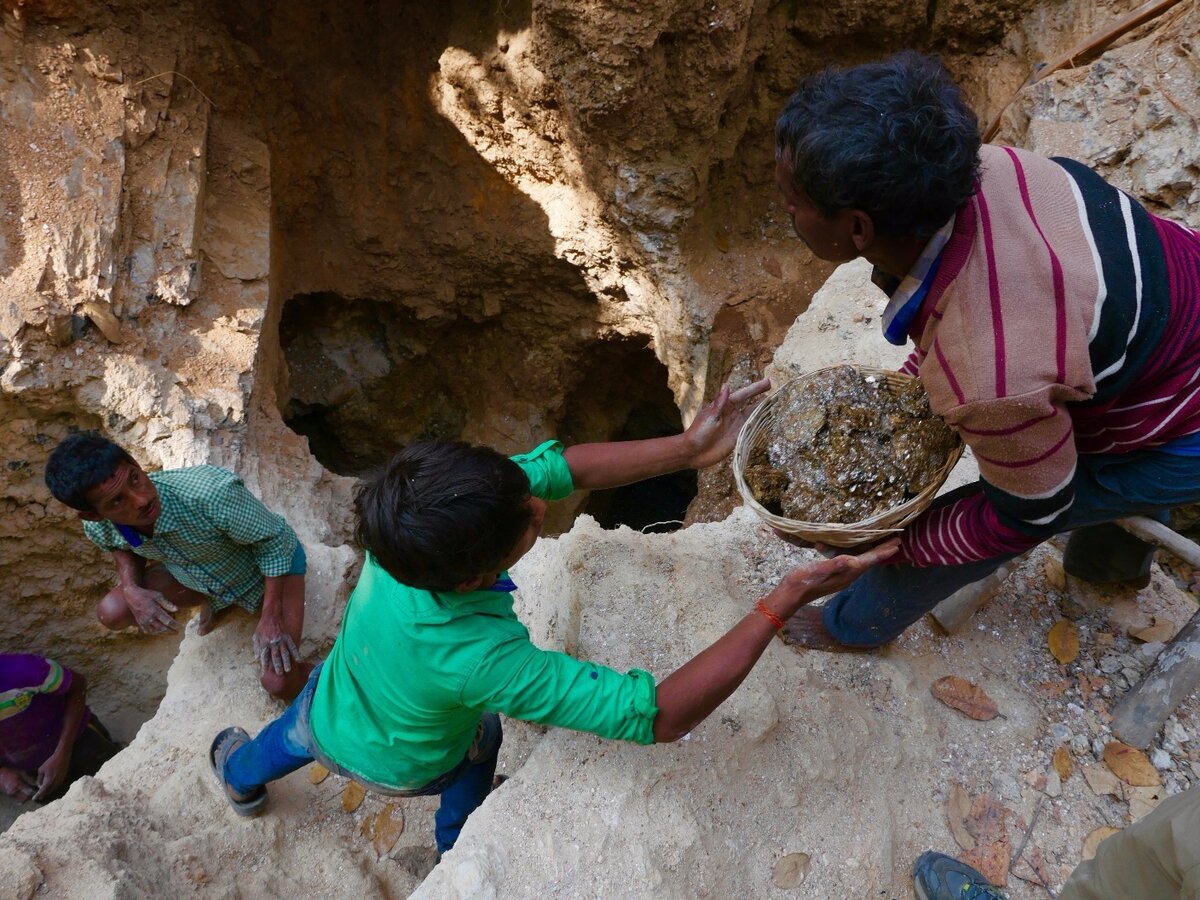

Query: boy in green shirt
[211,380,896,854]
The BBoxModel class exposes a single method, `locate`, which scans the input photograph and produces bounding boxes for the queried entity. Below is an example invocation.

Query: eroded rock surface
[1,0,1198,896]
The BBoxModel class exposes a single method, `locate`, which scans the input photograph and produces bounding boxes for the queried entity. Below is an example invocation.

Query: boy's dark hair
[44,431,136,512]
[355,441,533,592]
[775,51,981,238]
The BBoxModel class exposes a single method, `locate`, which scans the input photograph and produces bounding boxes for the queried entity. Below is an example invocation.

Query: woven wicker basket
[733,365,963,547]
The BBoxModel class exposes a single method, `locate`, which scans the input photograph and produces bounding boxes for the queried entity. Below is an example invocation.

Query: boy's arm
[462,541,895,743]
[563,379,769,490]
[650,541,895,740]
[34,669,87,801]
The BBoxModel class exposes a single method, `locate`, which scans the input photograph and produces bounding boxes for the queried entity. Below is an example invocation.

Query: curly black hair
[45,431,136,511]
[775,51,981,238]
[355,441,533,592]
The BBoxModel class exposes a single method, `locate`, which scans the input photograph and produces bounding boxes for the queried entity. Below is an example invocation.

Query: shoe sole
[209,727,268,817]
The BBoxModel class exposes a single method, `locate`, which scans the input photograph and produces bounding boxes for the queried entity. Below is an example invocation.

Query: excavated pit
[4,0,1198,894]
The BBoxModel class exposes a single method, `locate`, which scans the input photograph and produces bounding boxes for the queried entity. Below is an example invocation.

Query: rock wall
[1000,2,1200,229]
[1,0,1197,895]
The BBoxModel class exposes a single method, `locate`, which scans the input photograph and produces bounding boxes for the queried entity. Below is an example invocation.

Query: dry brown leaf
[771,852,811,889]
[931,675,999,721]
[373,803,405,856]
[1127,785,1166,822]
[761,255,783,279]
[1082,826,1121,860]
[962,839,1011,888]
[947,784,976,851]
[1048,619,1080,664]
[79,301,125,344]
[1053,746,1074,781]
[962,796,1012,886]
[1082,763,1124,799]
[342,780,367,813]
[715,232,730,253]
[1043,558,1066,591]
[1103,742,1161,787]
[1011,845,1052,887]
[359,811,376,839]
[965,794,1010,847]
[1130,622,1175,643]
[308,763,330,785]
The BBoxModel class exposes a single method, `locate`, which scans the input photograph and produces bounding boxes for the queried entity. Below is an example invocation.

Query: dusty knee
[259,669,289,698]
[96,592,131,630]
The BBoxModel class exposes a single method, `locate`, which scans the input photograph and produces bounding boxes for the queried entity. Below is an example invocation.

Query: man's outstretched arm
[563,379,770,490]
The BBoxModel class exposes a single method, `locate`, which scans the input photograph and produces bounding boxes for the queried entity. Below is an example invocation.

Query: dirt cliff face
[0,0,1197,893]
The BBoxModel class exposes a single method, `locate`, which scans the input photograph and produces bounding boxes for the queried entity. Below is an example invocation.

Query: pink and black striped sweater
[893,144,1200,567]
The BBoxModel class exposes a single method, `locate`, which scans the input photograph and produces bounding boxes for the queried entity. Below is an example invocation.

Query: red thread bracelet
[754,600,785,630]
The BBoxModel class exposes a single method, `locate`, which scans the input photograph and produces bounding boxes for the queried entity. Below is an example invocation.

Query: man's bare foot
[196,603,223,636]
[779,606,875,653]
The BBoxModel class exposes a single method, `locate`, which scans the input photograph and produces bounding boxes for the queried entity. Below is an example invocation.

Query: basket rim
[733,365,963,543]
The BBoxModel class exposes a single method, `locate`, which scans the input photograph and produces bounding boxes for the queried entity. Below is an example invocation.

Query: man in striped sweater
[772,51,1200,651]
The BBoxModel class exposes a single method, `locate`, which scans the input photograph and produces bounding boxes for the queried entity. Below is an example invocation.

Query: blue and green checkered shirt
[82,466,299,613]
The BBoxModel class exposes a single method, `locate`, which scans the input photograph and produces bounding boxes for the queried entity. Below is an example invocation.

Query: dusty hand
[33,750,70,802]
[683,378,771,469]
[0,768,36,803]
[125,586,179,634]
[778,539,900,610]
[253,617,299,676]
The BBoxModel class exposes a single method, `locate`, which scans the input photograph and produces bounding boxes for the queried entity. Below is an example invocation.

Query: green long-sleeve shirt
[309,441,659,790]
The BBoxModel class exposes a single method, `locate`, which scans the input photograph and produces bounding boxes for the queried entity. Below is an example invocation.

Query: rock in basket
[732,366,963,547]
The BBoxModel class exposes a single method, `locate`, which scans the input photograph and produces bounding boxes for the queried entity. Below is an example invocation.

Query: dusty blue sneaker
[912,852,1007,900]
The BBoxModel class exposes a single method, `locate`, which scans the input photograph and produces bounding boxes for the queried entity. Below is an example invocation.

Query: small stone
[1052,723,1073,743]
[1070,734,1091,755]
[1151,749,1173,771]
[1044,770,1062,798]
[1099,656,1123,675]
[1093,737,1107,760]
[1122,667,1141,682]
[1165,721,1189,746]
[993,773,1022,804]
[1136,642,1165,663]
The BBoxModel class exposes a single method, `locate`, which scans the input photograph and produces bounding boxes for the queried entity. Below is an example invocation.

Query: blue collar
[882,253,943,346]
[115,523,145,548]
[487,575,518,593]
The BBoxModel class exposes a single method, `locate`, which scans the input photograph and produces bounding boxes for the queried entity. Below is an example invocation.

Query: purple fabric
[0,654,90,771]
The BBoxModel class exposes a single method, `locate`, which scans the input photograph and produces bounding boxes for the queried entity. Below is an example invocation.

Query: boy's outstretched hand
[683,378,771,469]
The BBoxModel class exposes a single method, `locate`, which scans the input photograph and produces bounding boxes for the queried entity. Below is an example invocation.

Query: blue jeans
[223,664,503,854]
[822,448,1200,647]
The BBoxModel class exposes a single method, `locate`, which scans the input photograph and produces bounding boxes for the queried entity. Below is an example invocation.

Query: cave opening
[280,298,696,533]
[558,338,697,534]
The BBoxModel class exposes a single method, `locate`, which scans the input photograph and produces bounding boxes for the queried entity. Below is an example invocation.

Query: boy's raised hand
[683,378,771,469]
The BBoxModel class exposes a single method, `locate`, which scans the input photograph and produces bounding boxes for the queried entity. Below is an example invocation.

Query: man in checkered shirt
[45,432,310,700]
